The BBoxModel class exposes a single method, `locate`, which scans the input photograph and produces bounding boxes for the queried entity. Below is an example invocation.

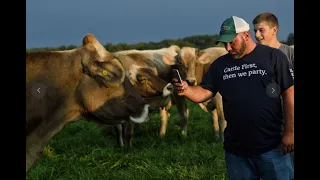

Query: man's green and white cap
[216,16,250,44]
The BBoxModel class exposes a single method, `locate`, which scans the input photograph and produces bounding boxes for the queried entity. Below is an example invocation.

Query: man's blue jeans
[290,151,294,169]
[225,146,294,180]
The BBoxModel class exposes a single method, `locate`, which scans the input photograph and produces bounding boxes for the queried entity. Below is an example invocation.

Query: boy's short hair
[252,12,279,28]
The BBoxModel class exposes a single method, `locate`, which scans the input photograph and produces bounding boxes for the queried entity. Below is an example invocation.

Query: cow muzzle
[186,79,196,86]
[162,83,173,97]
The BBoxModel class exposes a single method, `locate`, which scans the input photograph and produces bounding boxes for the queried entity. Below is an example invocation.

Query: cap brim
[215,33,237,45]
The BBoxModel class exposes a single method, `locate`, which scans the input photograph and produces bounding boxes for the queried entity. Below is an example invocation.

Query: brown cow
[176,46,228,141]
[26,34,170,172]
[112,45,190,138]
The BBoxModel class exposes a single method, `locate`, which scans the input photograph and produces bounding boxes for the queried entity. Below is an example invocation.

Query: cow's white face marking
[129,104,150,123]
[162,83,173,97]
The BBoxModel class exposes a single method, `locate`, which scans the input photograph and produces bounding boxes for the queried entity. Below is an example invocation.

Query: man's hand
[172,78,213,103]
[172,78,189,96]
[281,132,294,154]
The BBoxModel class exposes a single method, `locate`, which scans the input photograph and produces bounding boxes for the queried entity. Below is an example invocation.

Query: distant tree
[132,42,147,50]
[67,45,77,50]
[280,33,294,45]
[104,43,116,52]
[26,34,221,51]
[58,45,67,50]
[286,33,294,45]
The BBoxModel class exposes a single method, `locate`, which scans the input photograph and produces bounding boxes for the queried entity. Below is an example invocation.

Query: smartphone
[172,69,183,83]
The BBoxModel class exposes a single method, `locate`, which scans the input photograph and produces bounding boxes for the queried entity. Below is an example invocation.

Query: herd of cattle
[26,33,240,172]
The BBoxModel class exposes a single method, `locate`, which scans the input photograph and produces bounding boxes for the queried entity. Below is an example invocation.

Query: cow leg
[114,124,124,148]
[102,124,124,148]
[198,103,209,112]
[26,110,81,172]
[217,110,226,142]
[26,130,44,172]
[218,116,226,142]
[123,122,135,152]
[158,99,172,137]
[215,93,226,142]
[173,94,189,137]
[211,109,220,140]
[159,106,170,137]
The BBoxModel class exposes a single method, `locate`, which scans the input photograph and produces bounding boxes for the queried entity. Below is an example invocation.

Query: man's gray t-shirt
[278,44,294,131]
[279,44,294,70]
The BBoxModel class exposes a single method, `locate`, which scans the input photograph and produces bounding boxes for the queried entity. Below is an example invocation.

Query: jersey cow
[26,34,170,172]
[176,46,228,140]
[112,46,190,138]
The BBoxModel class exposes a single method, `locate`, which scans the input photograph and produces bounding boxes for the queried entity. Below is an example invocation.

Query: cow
[111,45,190,138]
[26,34,171,172]
[175,46,228,141]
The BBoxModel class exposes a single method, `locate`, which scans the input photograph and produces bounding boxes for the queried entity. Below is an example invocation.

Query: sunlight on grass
[42,145,56,158]
[27,100,227,180]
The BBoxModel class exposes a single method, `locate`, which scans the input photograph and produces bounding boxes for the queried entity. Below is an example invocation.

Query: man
[173,16,294,180]
[253,12,295,169]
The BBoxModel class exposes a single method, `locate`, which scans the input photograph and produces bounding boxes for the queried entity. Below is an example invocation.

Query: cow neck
[59,52,84,90]
[60,70,82,90]
[142,94,165,101]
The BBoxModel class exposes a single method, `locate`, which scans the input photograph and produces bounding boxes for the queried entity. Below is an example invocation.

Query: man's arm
[283,85,294,134]
[272,48,294,154]
[183,84,213,103]
[281,85,294,154]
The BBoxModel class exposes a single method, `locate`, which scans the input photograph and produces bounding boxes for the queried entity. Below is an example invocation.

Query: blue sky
[26,0,294,49]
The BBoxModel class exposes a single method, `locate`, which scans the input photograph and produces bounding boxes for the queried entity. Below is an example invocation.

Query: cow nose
[167,83,173,92]
[162,83,173,97]
[186,80,196,86]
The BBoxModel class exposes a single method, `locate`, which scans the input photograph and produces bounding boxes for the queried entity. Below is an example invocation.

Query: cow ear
[168,45,180,53]
[81,34,125,88]
[197,52,212,64]
[162,55,175,65]
[82,33,114,62]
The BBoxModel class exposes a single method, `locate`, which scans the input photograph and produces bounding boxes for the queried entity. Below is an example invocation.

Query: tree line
[27,33,294,52]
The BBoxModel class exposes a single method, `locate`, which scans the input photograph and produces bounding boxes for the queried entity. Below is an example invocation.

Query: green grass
[27,100,227,180]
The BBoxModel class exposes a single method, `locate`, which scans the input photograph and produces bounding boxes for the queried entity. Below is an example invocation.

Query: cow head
[197,47,228,64]
[81,34,125,88]
[177,47,228,86]
[175,47,199,86]
[129,65,173,97]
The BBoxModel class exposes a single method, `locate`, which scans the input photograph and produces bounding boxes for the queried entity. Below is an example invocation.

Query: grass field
[26,100,227,180]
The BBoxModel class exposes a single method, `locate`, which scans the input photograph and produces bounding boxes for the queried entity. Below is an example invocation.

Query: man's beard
[230,37,246,59]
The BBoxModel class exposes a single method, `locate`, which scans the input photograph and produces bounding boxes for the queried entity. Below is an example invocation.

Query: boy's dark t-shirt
[199,44,294,157]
